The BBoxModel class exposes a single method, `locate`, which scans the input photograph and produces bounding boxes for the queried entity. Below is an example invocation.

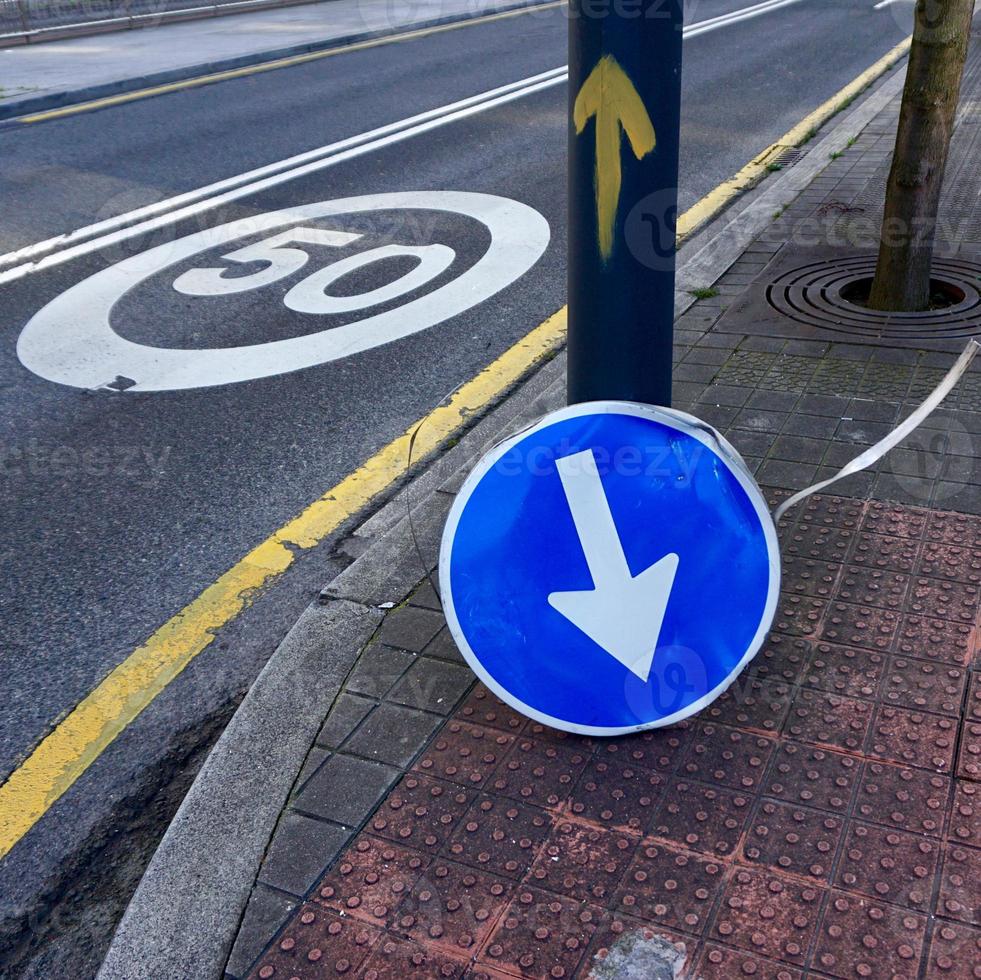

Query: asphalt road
[0,0,914,974]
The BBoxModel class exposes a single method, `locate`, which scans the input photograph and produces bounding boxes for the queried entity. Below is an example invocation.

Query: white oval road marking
[16,192,550,392]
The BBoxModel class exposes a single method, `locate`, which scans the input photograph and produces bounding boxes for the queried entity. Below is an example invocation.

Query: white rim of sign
[16,191,550,392]
[439,401,782,736]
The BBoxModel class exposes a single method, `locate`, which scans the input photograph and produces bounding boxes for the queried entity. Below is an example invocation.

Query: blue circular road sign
[439,401,781,735]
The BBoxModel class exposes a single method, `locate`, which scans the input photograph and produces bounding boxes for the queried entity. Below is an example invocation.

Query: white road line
[0,67,566,273]
[1,0,815,282]
[684,0,806,37]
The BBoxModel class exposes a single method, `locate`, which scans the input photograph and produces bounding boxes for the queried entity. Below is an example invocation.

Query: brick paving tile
[593,723,693,772]
[650,779,752,857]
[565,757,666,833]
[457,685,527,735]
[445,795,550,880]
[742,800,843,882]
[764,742,859,813]
[818,601,900,652]
[784,522,855,562]
[413,722,515,788]
[855,762,949,837]
[695,943,803,980]
[477,888,602,979]
[957,722,981,781]
[833,821,940,911]
[947,781,981,848]
[313,835,429,927]
[918,541,981,585]
[772,593,827,637]
[360,936,467,978]
[811,891,926,980]
[524,821,635,905]
[923,921,981,979]
[797,495,864,530]
[967,674,981,723]
[368,773,474,853]
[709,868,823,966]
[678,723,774,793]
[894,615,975,666]
[907,578,981,624]
[783,689,874,752]
[487,738,589,809]
[612,841,724,935]
[837,566,910,611]
[880,657,966,716]
[925,511,981,548]
[938,846,981,925]
[866,705,957,773]
[249,907,383,979]
[862,502,928,540]
[745,635,810,686]
[701,678,792,735]
[393,860,513,955]
[781,556,842,599]
[848,531,920,573]
[802,642,885,699]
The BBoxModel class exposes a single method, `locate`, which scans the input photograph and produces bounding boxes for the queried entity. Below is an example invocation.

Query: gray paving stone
[225,885,298,978]
[376,604,445,652]
[757,458,817,492]
[770,435,828,464]
[746,390,800,412]
[343,702,442,767]
[294,754,399,827]
[796,393,851,417]
[387,657,475,714]
[345,643,416,698]
[295,748,330,794]
[409,577,443,611]
[256,812,350,897]
[316,693,375,749]
[421,627,466,664]
[781,413,840,439]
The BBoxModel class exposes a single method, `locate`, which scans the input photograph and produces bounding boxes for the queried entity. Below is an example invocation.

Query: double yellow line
[0,35,912,861]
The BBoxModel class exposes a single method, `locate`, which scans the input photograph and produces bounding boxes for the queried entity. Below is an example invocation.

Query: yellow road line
[0,34,912,859]
[0,310,566,860]
[677,35,911,241]
[17,0,565,124]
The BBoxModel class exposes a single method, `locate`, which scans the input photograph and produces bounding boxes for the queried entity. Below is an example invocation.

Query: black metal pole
[568,0,684,406]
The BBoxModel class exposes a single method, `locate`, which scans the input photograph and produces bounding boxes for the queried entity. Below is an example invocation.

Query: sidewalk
[104,36,981,980]
[0,0,550,116]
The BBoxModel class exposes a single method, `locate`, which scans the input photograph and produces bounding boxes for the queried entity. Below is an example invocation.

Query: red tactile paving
[803,641,885,699]
[650,779,752,857]
[867,705,956,772]
[612,841,724,934]
[783,688,873,752]
[247,500,981,980]
[811,891,926,980]
[566,757,665,832]
[710,868,822,965]
[880,657,966,715]
[924,921,981,979]
[742,800,843,882]
[855,761,949,837]
[370,774,474,853]
[764,742,858,813]
[938,845,981,925]
[833,821,939,911]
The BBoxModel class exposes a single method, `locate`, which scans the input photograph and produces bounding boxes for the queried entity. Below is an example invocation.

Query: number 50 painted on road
[17,192,549,393]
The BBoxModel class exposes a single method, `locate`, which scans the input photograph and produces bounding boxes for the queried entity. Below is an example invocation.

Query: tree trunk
[868,0,974,312]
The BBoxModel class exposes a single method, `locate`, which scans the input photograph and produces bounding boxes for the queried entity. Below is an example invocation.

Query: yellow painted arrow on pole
[573,55,656,261]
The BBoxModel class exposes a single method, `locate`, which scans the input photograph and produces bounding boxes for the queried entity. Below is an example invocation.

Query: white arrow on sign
[548,449,679,682]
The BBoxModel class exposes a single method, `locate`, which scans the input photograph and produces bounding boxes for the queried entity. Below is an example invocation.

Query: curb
[96,60,909,980]
[0,0,556,122]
